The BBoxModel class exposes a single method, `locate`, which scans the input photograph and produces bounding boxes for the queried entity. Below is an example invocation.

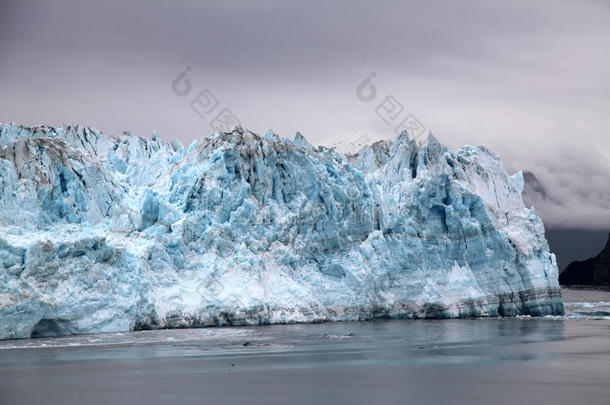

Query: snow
[0,123,563,339]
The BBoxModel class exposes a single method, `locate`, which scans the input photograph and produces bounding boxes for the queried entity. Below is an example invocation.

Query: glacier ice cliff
[0,123,563,339]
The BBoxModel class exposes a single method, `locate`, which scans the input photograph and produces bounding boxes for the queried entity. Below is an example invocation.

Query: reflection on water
[0,318,568,371]
[0,310,570,368]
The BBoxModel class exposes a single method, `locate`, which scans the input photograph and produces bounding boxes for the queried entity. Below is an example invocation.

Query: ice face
[0,123,563,339]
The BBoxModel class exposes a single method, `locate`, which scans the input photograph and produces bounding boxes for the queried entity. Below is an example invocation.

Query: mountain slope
[559,233,610,286]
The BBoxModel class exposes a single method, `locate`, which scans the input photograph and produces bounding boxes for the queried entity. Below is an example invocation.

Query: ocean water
[0,287,609,405]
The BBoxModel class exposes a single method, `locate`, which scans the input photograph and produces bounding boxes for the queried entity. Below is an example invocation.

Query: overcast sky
[1,0,609,230]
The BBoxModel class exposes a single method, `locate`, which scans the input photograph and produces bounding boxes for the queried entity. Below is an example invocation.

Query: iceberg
[0,123,563,339]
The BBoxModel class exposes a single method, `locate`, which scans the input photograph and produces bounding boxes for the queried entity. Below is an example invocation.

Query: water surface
[1,287,609,405]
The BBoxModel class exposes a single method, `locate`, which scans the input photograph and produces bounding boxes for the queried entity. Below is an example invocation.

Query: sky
[1,0,609,231]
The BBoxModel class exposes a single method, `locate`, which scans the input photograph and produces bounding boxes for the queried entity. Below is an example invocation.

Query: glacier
[0,123,563,340]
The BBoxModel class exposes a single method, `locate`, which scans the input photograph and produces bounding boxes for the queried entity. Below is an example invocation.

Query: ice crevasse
[0,123,563,339]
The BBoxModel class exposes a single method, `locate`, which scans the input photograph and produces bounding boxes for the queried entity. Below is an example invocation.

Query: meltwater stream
[0,287,609,405]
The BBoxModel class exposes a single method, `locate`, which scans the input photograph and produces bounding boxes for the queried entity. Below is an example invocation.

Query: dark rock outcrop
[559,233,610,286]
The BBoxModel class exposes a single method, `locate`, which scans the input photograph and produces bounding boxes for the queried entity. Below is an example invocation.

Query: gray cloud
[1,0,609,229]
